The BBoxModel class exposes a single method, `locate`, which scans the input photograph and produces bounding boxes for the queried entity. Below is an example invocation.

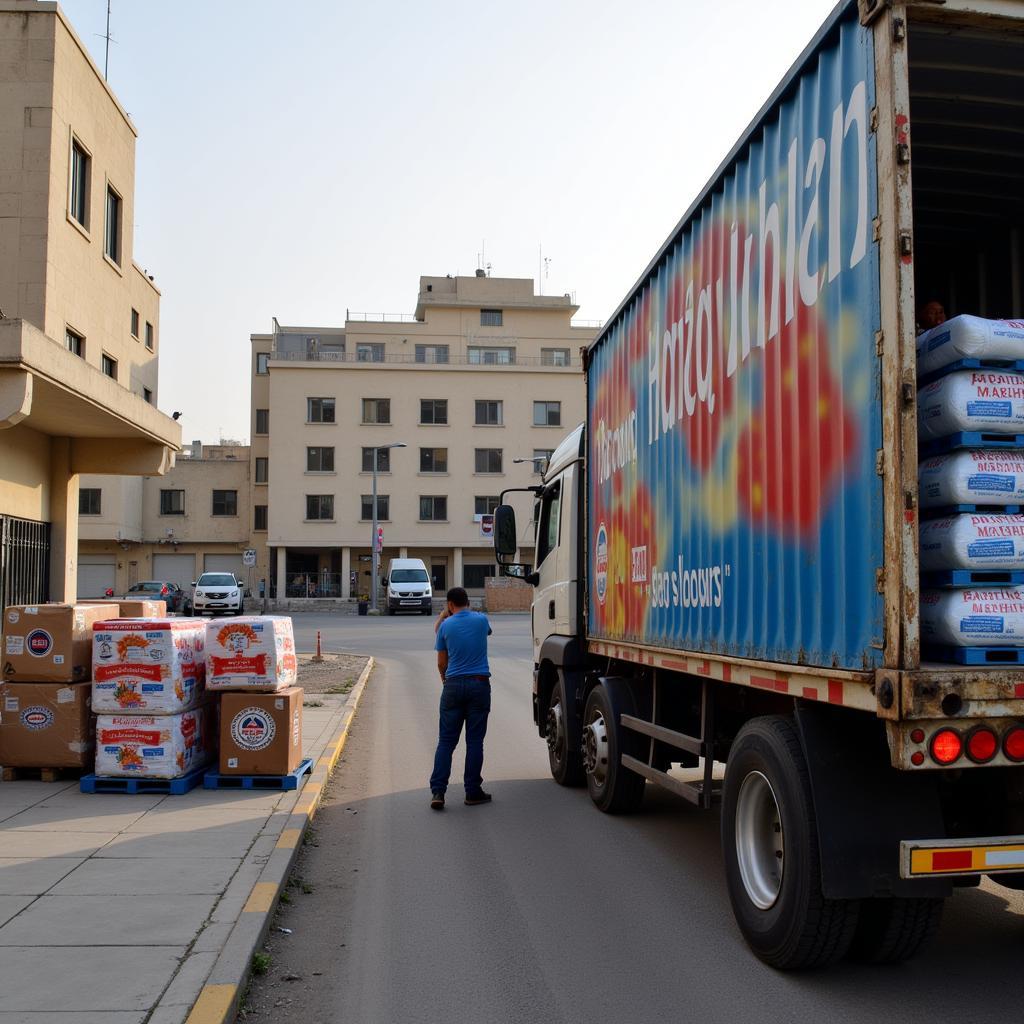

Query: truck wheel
[546,677,584,787]
[847,897,943,964]
[722,716,860,969]
[582,681,645,814]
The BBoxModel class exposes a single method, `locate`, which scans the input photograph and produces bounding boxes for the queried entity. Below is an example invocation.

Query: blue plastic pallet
[920,432,1024,458]
[920,504,1022,521]
[925,645,1024,666]
[80,762,207,795]
[921,569,1024,588]
[202,757,314,791]
[918,358,1024,387]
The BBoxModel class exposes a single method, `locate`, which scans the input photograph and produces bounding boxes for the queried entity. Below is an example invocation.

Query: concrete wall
[484,576,533,612]
[0,422,51,520]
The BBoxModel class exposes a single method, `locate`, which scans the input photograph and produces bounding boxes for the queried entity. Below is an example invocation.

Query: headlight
[230,589,238,596]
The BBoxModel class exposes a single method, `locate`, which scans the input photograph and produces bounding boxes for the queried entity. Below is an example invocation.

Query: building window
[307,397,336,423]
[415,344,449,364]
[212,489,238,516]
[356,343,385,362]
[468,346,515,365]
[101,353,117,380]
[306,446,335,472]
[464,563,496,588]
[104,185,121,265]
[420,399,447,425]
[130,309,140,338]
[69,138,90,228]
[143,387,153,404]
[254,504,268,531]
[160,489,185,515]
[65,327,84,357]
[533,449,554,474]
[256,353,269,375]
[541,348,571,367]
[145,322,154,351]
[306,494,335,521]
[475,448,503,474]
[361,398,390,424]
[360,494,389,521]
[255,457,269,483]
[480,309,503,327]
[420,447,447,473]
[533,400,562,427]
[255,408,269,434]
[475,400,503,426]
[79,488,101,515]
[419,495,448,521]
[361,447,390,473]
[475,495,500,515]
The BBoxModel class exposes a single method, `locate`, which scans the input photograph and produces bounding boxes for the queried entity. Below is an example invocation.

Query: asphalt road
[241,613,1024,1024]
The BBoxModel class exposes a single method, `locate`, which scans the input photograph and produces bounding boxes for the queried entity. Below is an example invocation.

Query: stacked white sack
[918,370,1024,439]
[205,616,297,692]
[920,514,1024,571]
[921,587,1024,646]
[919,450,1024,507]
[917,314,1024,375]
[94,705,216,778]
[92,618,206,713]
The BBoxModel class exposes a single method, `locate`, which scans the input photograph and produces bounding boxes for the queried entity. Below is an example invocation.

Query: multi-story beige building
[250,273,596,602]
[77,442,252,597]
[0,0,179,608]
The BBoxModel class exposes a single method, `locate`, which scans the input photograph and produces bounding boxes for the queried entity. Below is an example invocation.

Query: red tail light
[931,728,962,766]
[1004,726,1024,763]
[966,727,998,764]
[160,585,168,595]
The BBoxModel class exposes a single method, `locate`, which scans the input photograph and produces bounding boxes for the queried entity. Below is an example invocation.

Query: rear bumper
[901,835,1024,878]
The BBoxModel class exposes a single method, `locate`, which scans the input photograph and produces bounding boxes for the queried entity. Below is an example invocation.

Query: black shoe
[464,790,492,806]
[430,792,445,810]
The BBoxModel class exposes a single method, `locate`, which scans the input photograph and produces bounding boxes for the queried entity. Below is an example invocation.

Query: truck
[493,0,1024,970]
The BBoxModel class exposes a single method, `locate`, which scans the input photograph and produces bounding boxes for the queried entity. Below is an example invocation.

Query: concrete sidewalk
[0,658,373,1024]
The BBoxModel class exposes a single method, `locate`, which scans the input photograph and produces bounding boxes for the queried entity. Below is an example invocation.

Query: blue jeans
[429,675,491,795]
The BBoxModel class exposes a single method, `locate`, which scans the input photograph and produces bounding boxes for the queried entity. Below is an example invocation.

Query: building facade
[250,273,596,601]
[77,442,252,597]
[0,0,179,608]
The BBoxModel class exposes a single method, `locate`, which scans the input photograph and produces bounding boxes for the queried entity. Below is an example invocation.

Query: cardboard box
[95,703,216,779]
[2,604,110,683]
[87,599,167,618]
[219,686,303,775]
[205,616,297,692]
[0,681,93,768]
[92,618,205,714]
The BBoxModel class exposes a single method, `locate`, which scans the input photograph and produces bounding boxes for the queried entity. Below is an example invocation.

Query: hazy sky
[59,0,839,444]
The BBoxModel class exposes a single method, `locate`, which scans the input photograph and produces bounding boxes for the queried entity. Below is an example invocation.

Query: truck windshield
[391,569,429,583]
[536,481,561,567]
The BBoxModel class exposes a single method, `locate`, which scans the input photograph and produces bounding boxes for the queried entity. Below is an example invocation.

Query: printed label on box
[4,696,19,712]
[56,687,74,704]
[6,610,18,624]
[25,629,53,657]
[5,636,24,656]
[228,757,239,768]
[230,708,276,751]
[20,706,54,730]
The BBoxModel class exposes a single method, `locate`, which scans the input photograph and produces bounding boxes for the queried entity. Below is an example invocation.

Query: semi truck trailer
[494,0,1024,969]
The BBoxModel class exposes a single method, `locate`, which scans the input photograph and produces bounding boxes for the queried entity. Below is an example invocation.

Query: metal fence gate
[0,515,50,611]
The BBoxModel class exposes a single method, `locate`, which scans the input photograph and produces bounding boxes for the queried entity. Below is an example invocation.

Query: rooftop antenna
[538,245,551,295]
[97,0,114,80]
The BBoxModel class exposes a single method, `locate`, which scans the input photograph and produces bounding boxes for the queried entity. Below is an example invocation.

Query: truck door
[533,466,577,651]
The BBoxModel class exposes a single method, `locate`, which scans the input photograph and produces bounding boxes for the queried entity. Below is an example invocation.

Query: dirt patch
[297,653,370,697]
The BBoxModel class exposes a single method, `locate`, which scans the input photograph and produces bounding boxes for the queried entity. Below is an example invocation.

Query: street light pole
[370,442,406,613]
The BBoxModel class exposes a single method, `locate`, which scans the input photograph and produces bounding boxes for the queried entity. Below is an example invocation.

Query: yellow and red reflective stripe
[908,844,1024,875]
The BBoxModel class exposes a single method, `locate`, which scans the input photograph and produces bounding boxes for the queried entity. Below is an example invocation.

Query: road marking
[277,828,301,849]
[244,882,278,913]
[186,984,236,1023]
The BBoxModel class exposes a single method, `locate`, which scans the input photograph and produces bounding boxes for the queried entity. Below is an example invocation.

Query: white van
[384,558,433,615]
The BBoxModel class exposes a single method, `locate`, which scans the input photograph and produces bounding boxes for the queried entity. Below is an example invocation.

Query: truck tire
[847,897,944,964]
[582,680,645,814]
[546,676,584,787]
[722,716,860,969]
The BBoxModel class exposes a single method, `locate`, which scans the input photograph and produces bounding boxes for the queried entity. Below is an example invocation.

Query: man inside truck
[429,587,493,810]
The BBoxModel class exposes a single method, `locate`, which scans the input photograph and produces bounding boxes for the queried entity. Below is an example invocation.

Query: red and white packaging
[916,315,1024,375]
[918,370,1024,439]
[920,514,1024,571]
[94,703,216,778]
[92,618,206,714]
[918,450,1024,508]
[921,587,1024,647]
[204,616,297,692]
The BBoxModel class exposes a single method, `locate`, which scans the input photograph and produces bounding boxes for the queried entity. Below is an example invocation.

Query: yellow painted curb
[276,828,302,850]
[243,881,278,914]
[186,984,236,1023]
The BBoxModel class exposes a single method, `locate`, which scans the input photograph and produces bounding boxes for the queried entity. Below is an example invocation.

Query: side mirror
[190,581,196,587]
[494,505,517,559]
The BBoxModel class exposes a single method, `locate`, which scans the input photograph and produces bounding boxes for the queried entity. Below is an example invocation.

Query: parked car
[123,580,187,613]
[190,572,244,616]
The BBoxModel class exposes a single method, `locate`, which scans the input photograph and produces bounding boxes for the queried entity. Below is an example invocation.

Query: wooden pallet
[1,765,83,783]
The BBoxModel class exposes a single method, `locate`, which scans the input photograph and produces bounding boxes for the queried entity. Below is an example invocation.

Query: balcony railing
[345,311,419,323]
[269,351,581,368]
[283,572,345,598]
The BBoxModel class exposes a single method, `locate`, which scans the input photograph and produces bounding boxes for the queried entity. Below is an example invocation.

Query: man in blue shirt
[430,586,493,810]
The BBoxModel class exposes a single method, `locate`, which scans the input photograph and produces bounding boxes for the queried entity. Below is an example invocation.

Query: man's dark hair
[447,586,469,608]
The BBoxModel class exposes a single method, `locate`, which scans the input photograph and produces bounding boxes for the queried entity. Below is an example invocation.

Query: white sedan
[190,572,244,616]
